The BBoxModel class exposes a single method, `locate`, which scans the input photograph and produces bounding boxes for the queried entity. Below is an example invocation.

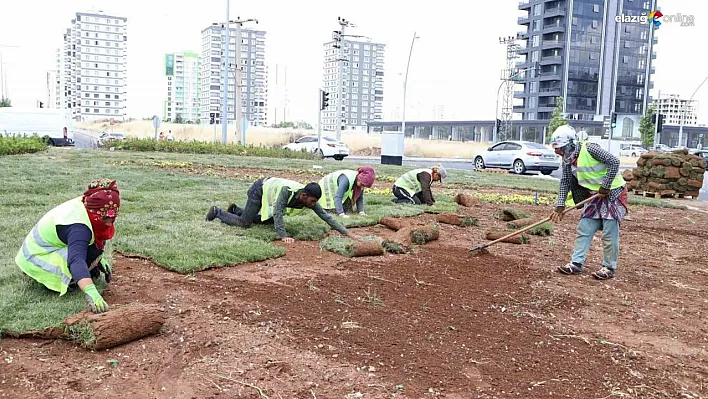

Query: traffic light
[657,114,665,133]
[495,119,501,128]
[38,101,44,108]
[209,112,215,125]
[320,90,330,111]
[610,112,617,128]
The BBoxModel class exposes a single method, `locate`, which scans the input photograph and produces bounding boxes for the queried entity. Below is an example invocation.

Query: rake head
[468,246,490,256]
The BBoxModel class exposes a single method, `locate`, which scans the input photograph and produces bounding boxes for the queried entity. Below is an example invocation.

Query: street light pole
[678,76,708,147]
[221,0,230,144]
[401,32,419,138]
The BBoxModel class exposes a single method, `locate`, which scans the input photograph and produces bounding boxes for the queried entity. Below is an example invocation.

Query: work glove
[99,258,112,283]
[338,213,350,218]
[82,284,109,313]
[549,206,565,223]
[598,187,610,198]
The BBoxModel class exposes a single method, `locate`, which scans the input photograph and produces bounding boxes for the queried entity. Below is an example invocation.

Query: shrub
[0,134,49,156]
[109,137,317,160]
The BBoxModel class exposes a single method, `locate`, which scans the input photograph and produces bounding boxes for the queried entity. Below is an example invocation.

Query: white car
[97,132,127,147]
[619,145,647,157]
[283,135,350,160]
[473,140,560,175]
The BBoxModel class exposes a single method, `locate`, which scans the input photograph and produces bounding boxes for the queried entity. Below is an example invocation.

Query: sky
[0,0,706,125]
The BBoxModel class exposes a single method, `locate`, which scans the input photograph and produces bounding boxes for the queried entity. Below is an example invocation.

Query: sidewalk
[347,155,473,163]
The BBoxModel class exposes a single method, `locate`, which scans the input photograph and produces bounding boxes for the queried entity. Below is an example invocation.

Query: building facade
[514,0,657,121]
[321,39,385,132]
[653,93,698,126]
[59,11,128,121]
[199,25,268,127]
[46,70,59,109]
[164,51,200,122]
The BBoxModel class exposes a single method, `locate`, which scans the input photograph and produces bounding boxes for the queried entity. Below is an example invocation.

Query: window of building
[533,4,542,15]
[623,55,629,64]
[532,20,541,31]
[532,35,539,47]
[590,52,597,60]
[572,17,578,25]
[593,4,600,12]
[531,51,539,62]
[592,20,599,28]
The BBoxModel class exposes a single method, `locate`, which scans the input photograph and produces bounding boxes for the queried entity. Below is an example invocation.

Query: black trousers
[392,185,423,205]
[216,179,273,226]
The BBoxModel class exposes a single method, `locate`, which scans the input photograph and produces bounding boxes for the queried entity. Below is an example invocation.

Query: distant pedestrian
[158,132,165,140]
[166,130,174,141]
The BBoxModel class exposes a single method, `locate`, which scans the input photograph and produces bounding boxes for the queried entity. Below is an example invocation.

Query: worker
[206,177,357,242]
[318,166,376,218]
[391,165,447,206]
[548,125,628,280]
[15,178,120,313]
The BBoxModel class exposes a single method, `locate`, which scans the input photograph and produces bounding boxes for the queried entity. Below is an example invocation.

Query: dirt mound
[352,146,381,156]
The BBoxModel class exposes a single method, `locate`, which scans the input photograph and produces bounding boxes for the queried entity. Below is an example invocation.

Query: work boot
[227,203,242,215]
[206,206,219,221]
[592,267,615,280]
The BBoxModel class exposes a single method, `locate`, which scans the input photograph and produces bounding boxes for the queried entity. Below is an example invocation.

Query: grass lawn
[0,148,682,335]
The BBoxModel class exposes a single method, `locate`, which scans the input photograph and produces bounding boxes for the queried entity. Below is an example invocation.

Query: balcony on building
[513,105,527,113]
[518,15,530,25]
[539,71,562,81]
[517,30,529,39]
[542,21,566,34]
[541,39,565,50]
[519,0,531,10]
[514,90,530,98]
[544,5,566,18]
[540,55,563,65]
[538,87,561,97]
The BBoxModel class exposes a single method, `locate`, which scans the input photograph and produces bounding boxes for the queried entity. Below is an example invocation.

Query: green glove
[100,258,112,283]
[82,284,109,313]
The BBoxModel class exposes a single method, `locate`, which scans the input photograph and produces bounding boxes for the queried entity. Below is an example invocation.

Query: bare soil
[2,199,707,398]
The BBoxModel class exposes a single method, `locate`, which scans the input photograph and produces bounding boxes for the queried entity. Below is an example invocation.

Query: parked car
[692,150,708,170]
[97,132,126,147]
[619,145,647,157]
[473,141,560,175]
[650,144,671,152]
[282,135,350,160]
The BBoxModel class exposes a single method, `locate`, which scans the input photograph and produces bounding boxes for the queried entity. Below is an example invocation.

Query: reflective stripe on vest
[15,197,94,296]
[576,143,626,191]
[260,178,307,221]
[394,168,431,195]
[318,170,358,209]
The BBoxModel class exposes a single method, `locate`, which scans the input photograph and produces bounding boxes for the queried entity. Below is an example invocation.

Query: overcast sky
[0,0,705,124]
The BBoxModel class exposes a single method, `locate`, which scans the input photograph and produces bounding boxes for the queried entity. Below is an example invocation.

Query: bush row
[0,134,49,156]
[109,138,317,160]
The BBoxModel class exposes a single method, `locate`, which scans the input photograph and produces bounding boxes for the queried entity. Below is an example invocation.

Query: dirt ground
[2,194,707,398]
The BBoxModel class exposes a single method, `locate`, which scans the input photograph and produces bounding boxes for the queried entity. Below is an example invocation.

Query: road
[69,132,707,201]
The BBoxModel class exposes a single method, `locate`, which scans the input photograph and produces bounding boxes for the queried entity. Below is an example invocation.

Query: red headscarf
[82,178,120,249]
[353,166,376,203]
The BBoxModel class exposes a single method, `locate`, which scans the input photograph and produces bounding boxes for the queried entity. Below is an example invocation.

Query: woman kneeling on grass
[317,166,376,218]
[15,178,119,313]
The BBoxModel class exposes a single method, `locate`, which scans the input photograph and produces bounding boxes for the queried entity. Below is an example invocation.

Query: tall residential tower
[60,11,128,121]
[164,51,200,122]
[322,39,385,132]
[514,0,657,121]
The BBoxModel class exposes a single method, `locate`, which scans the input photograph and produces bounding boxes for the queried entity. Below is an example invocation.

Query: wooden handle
[483,194,600,248]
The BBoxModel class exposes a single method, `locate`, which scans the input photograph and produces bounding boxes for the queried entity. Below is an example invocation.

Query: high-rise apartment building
[199,25,268,127]
[46,70,59,109]
[514,0,657,121]
[59,11,128,121]
[653,93,698,126]
[164,51,200,122]
[321,39,385,132]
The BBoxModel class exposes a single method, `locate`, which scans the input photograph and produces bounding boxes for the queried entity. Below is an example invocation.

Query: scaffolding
[499,36,521,142]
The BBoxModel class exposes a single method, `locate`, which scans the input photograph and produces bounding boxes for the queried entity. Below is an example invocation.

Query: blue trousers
[571,217,620,271]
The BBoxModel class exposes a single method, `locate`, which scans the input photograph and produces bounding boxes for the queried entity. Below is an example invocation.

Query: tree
[638,104,656,148]
[547,96,568,141]
[0,98,11,107]
[174,113,184,124]
[295,121,313,130]
[271,121,296,128]
[195,118,201,125]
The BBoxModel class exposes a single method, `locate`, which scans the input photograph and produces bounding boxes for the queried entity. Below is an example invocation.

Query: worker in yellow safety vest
[548,125,628,280]
[15,178,120,313]
[317,166,376,218]
[392,165,447,206]
[206,177,358,243]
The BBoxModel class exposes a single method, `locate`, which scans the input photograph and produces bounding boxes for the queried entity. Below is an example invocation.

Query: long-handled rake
[468,194,601,256]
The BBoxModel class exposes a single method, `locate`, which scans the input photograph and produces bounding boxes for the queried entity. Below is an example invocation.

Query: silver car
[474,141,560,175]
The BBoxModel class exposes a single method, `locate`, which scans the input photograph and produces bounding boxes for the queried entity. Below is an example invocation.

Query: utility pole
[679,76,708,148]
[401,32,419,138]
[499,36,521,142]
[608,0,623,153]
[221,0,230,145]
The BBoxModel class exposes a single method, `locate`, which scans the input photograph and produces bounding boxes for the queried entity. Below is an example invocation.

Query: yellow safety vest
[318,170,358,210]
[394,168,432,195]
[576,142,626,191]
[260,178,308,221]
[15,197,95,296]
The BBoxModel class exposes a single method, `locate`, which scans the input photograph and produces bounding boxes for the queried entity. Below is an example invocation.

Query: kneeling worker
[392,165,447,206]
[15,178,120,313]
[206,177,357,242]
[318,166,376,218]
